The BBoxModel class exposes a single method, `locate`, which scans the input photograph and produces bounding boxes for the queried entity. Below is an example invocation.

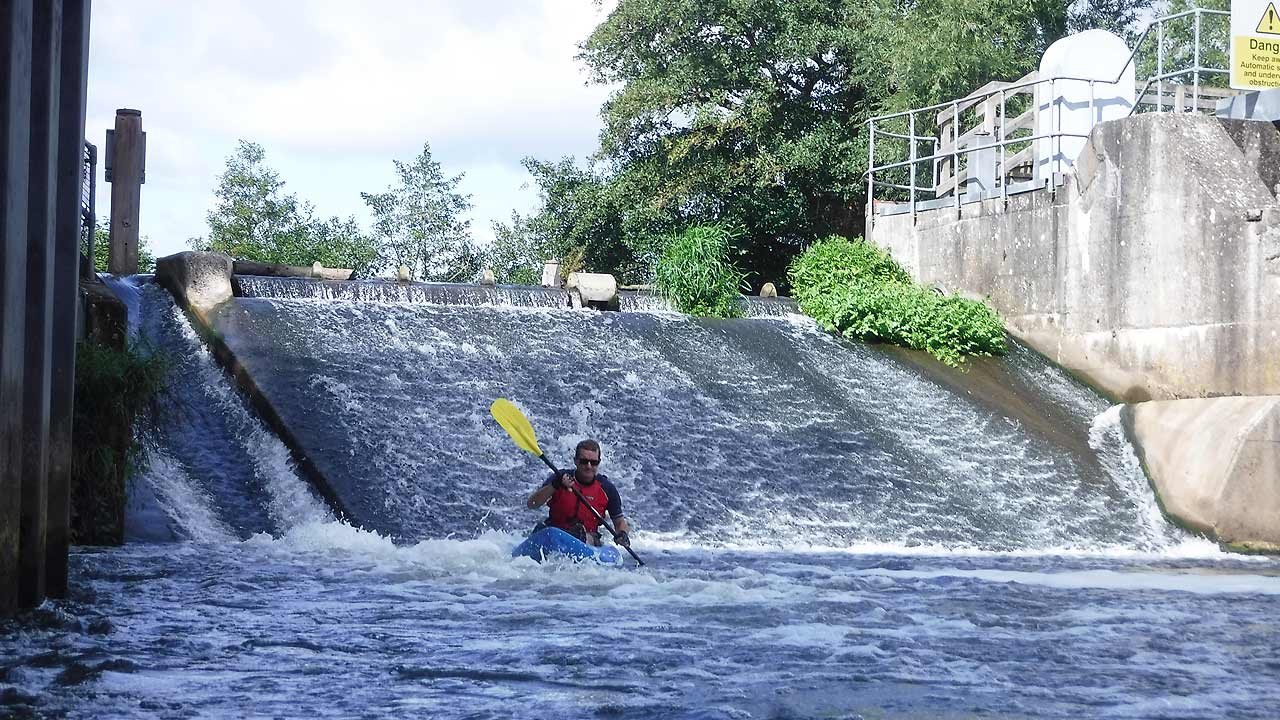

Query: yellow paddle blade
[490,398,543,457]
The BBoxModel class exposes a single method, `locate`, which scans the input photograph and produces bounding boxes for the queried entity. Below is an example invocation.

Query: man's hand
[555,472,575,490]
[614,531,630,548]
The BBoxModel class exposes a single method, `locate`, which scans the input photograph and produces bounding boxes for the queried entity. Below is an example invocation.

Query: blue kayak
[512,527,624,566]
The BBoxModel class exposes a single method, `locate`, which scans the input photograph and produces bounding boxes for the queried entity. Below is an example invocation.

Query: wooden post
[19,0,63,608]
[0,0,35,616]
[47,0,91,598]
[107,108,143,275]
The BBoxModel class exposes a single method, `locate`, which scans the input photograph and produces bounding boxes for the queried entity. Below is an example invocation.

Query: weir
[133,270,1183,553]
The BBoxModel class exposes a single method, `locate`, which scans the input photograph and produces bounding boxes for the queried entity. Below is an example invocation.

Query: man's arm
[599,477,630,537]
[527,472,571,509]
[526,483,555,509]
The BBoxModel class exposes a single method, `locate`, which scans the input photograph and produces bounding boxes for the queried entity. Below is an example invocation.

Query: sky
[86,0,616,259]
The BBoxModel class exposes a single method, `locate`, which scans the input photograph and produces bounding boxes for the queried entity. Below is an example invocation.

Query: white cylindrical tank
[1035,29,1136,180]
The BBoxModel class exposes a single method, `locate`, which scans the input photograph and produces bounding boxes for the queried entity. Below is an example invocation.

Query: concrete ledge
[1124,396,1280,552]
[233,259,354,281]
[155,251,233,314]
[154,252,350,524]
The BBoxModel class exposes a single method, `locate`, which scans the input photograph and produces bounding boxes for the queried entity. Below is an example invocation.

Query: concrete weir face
[869,112,1280,549]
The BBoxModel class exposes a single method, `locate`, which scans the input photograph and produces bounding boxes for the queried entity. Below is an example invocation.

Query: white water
[3,279,1278,719]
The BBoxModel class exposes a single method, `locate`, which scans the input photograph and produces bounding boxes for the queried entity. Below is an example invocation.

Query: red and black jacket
[543,471,624,534]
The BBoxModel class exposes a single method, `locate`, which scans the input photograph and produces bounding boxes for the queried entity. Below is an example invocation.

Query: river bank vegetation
[72,340,169,544]
[789,236,1006,366]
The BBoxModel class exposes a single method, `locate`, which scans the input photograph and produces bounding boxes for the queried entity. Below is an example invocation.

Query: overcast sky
[86,1,615,259]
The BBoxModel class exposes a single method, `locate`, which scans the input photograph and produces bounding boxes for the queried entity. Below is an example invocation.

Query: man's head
[574,439,602,484]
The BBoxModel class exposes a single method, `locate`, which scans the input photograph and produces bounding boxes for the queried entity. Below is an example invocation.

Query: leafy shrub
[788,236,1006,366]
[72,339,169,544]
[654,225,747,318]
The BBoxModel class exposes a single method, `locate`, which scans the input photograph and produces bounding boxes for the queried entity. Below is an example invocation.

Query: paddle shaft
[537,454,645,567]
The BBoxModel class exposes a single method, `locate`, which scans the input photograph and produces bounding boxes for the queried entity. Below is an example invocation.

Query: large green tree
[362,143,482,283]
[504,0,1152,289]
[489,157,656,284]
[193,141,380,276]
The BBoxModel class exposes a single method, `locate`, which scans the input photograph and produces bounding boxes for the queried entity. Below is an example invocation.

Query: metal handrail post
[1052,77,1060,178]
[1193,10,1202,112]
[999,88,1007,203]
[867,120,876,225]
[1089,79,1096,128]
[952,101,960,212]
[1158,20,1165,112]
[909,111,917,221]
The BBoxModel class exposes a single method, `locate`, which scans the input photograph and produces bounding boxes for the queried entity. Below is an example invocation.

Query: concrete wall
[869,112,1280,549]
[871,113,1280,403]
[1124,397,1280,553]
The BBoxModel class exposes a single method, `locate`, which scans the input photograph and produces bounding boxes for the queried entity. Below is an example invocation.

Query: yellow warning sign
[1235,0,1280,88]
[1259,2,1280,35]
[1234,36,1280,88]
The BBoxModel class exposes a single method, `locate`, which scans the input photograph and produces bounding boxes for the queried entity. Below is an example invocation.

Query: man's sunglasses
[575,457,600,466]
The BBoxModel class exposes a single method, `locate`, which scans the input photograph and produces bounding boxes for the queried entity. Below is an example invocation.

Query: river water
[2,278,1277,719]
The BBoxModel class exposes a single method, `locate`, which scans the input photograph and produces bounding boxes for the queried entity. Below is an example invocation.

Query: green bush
[654,225,748,318]
[788,236,1006,366]
[72,339,169,544]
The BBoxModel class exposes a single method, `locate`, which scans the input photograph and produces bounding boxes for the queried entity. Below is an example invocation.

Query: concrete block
[155,251,233,313]
[1217,88,1280,121]
[565,272,618,304]
[541,260,561,288]
[1126,396,1280,552]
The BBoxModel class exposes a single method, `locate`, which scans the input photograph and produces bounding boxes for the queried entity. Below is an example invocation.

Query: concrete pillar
[47,0,91,597]
[107,107,143,275]
[0,0,34,616]
[19,0,62,607]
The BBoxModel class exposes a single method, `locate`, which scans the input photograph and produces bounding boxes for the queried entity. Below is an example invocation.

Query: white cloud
[87,0,614,257]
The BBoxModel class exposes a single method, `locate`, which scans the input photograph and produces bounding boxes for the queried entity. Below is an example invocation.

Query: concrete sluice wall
[870,112,1280,551]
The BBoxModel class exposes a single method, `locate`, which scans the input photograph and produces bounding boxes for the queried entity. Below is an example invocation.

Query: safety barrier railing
[866,8,1233,220]
[79,140,98,280]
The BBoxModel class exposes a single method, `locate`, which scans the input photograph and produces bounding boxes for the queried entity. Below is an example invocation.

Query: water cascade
[3,276,1277,720]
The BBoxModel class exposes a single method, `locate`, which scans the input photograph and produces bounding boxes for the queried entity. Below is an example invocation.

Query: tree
[1068,0,1156,42]
[361,143,482,283]
[93,220,155,273]
[1138,0,1229,89]
[487,213,551,286]
[192,141,380,276]
[556,0,1157,289]
[488,156,655,284]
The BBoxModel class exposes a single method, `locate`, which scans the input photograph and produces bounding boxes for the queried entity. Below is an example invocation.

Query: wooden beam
[19,0,62,608]
[0,0,34,616]
[48,0,91,598]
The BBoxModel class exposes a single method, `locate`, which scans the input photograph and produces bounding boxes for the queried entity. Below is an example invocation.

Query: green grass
[653,225,747,318]
[788,236,1007,366]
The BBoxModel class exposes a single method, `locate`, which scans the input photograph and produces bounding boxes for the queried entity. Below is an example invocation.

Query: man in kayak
[526,439,631,548]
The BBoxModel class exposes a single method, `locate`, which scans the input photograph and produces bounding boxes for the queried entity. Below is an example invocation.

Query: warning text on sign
[1234,35,1280,88]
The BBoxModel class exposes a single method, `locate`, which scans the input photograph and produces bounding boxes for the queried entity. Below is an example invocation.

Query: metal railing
[79,140,97,280]
[866,8,1233,220]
